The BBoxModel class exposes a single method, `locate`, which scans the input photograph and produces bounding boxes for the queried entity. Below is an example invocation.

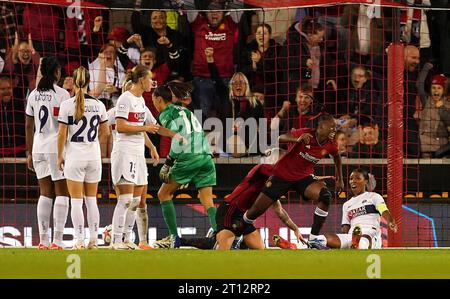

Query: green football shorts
[170,155,216,188]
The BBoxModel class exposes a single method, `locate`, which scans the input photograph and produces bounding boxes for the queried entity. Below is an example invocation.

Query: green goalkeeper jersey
[158,104,212,160]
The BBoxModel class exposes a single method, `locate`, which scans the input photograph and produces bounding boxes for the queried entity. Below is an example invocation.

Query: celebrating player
[152,82,217,248]
[57,66,110,249]
[25,57,71,249]
[214,163,306,250]
[242,114,344,249]
[274,168,398,249]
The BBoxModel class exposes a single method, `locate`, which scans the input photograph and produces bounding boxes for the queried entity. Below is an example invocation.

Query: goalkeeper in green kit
[152,82,217,248]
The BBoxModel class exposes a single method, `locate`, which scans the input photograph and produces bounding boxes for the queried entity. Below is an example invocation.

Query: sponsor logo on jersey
[299,151,320,164]
[348,206,368,220]
[128,112,145,122]
[53,107,60,117]
[205,32,227,41]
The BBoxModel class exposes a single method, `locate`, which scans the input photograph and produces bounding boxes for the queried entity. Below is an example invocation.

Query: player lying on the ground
[273,168,398,250]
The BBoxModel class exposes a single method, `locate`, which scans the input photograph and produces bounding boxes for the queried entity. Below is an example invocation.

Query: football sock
[161,200,178,236]
[243,211,255,224]
[181,237,216,249]
[123,197,140,242]
[359,237,370,249]
[137,207,149,243]
[207,207,217,231]
[85,196,100,242]
[70,198,84,244]
[37,195,53,246]
[310,207,329,237]
[112,193,132,243]
[52,196,69,246]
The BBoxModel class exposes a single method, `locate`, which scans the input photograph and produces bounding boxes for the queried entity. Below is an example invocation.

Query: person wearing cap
[419,74,449,157]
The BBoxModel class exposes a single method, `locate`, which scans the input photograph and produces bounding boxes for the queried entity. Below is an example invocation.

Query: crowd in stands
[1,0,450,159]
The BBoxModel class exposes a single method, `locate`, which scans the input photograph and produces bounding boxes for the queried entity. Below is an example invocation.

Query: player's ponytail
[37,56,61,92]
[73,66,90,122]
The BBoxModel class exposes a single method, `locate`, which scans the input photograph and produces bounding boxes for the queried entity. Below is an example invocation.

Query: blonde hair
[229,72,257,108]
[73,66,90,122]
[122,64,151,92]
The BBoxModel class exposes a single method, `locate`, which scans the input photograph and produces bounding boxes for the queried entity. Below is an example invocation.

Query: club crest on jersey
[305,145,311,149]
[265,180,272,188]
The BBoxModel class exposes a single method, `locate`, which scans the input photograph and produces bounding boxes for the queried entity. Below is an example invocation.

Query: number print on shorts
[129,162,136,179]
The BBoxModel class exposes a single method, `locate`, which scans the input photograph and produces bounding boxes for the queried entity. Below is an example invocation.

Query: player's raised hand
[296,133,312,144]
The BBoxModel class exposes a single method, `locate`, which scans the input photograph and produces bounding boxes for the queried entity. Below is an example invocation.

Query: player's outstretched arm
[157,126,187,144]
[116,118,160,134]
[271,200,305,244]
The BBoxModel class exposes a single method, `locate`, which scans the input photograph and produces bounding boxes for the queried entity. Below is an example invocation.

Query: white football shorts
[64,159,102,183]
[111,151,148,186]
[336,225,382,249]
[32,153,65,181]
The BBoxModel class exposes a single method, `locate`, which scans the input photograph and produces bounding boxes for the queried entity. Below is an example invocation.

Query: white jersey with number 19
[58,95,108,161]
[26,85,70,153]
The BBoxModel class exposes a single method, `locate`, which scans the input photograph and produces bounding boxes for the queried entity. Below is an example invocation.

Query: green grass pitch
[1,248,450,279]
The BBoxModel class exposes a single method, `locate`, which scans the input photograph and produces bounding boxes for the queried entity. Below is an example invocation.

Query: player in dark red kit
[215,163,304,250]
[242,114,344,249]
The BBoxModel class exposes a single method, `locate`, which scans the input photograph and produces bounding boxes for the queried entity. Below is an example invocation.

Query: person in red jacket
[189,1,239,121]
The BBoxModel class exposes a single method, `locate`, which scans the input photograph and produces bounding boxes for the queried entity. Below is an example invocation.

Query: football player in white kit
[106,80,155,250]
[25,57,71,249]
[57,66,110,249]
[109,64,161,250]
[274,168,398,250]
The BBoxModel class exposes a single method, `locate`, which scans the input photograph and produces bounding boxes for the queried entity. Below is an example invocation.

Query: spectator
[419,74,449,157]
[239,23,281,114]
[0,76,25,157]
[22,4,62,55]
[189,1,239,121]
[335,130,351,157]
[0,55,4,73]
[337,65,382,124]
[4,32,41,100]
[351,121,383,158]
[0,3,17,51]
[279,16,329,102]
[88,43,126,105]
[270,83,317,135]
[404,45,422,157]
[131,10,187,78]
[341,4,392,65]
[435,86,450,157]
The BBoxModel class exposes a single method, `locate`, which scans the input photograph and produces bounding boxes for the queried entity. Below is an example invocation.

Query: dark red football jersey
[225,164,273,211]
[272,128,338,181]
